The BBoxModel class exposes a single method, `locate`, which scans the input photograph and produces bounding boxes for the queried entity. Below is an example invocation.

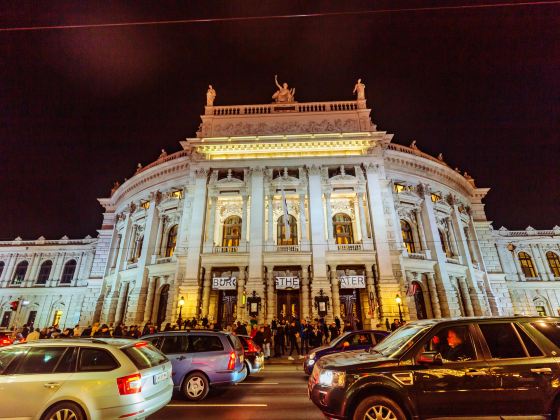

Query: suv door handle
[177,356,187,361]
[531,367,552,375]
[43,382,61,389]
[465,369,487,377]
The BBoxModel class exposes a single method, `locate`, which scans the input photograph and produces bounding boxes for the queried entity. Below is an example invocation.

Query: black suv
[309,317,560,420]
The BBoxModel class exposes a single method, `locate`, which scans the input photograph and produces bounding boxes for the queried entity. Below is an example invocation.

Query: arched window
[60,259,77,284]
[0,261,4,279]
[518,252,538,278]
[401,220,416,254]
[439,230,452,257]
[12,261,28,285]
[165,225,178,257]
[36,260,53,284]
[277,215,298,245]
[333,213,354,245]
[546,252,560,277]
[222,216,242,247]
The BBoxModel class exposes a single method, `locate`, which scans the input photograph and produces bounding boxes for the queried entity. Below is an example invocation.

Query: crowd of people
[7,315,397,361]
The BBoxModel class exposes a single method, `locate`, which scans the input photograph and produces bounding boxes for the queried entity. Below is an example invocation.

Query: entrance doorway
[217,291,237,328]
[339,289,363,328]
[277,290,300,322]
[156,284,169,328]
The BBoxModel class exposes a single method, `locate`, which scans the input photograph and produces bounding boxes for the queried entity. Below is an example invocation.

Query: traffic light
[9,300,18,311]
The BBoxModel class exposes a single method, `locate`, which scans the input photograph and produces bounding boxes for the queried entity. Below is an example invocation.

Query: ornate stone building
[1,82,559,330]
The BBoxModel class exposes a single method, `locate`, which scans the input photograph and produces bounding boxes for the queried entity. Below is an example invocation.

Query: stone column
[266,266,275,323]
[330,267,340,320]
[531,244,548,280]
[365,266,378,328]
[301,265,310,320]
[153,216,166,259]
[114,282,128,324]
[264,194,273,247]
[458,276,474,316]
[325,191,334,243]
[414,210,428,252]
[127,225,138,262]
[299,193,308,243]
[237,267,246,321]
[537,245,554,280]
[201,268,212,318]
[241,193,249,248]
[204,196,218,249]
[446,219,459,257]
[24,253,38,287]
[0,254,16,287]
[426,273,442,318]
[357,191,369,242]
[143,277,156,323]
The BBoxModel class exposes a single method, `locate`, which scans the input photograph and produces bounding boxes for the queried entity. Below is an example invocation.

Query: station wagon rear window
[123,343,168,369]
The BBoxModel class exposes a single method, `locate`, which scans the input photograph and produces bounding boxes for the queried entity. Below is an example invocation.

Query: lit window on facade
[518,252,538,278]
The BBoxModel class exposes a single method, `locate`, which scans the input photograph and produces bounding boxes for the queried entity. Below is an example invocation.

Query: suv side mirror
[418,351,443,366]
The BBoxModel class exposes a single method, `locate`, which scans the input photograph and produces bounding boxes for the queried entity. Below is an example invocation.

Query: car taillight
[227,351,236,370]
[247,340,257,353]
[117,373,142,395]
[0,338,11,346]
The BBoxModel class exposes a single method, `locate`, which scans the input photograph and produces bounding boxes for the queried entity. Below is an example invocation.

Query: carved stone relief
[212,118,359,136]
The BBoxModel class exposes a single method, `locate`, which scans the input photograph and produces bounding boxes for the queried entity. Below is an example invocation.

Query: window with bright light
[546,252,560,277]
[518,252,538,278]
[401,220,416,254]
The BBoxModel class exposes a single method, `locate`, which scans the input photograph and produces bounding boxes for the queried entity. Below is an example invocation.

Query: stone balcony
[206,100,361,117]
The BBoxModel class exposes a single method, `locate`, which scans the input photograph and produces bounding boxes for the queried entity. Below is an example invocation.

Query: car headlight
[309,352,316,360]
[318,369,345,387]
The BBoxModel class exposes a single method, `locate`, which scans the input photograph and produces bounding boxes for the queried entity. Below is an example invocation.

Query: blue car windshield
[373,324,431,358]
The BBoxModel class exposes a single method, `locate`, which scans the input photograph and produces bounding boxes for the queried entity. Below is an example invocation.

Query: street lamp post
[177,296,185,328]
[395,295,403,324]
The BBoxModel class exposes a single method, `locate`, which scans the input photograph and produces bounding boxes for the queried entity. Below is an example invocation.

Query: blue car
[303,329,388,374]
[143,330,247,400]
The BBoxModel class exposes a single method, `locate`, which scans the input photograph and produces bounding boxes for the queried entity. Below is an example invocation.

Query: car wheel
[182,372,210,401]
[42,402,85,420]
[353,396,406,420]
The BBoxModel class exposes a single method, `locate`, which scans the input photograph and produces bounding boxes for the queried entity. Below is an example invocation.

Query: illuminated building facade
[1,87,559,329]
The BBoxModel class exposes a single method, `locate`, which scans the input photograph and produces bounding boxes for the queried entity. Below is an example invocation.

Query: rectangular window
[78,348,119,372]
[160,335,189,354]
[17,347,67,374]
[394,183,406,193]
[189,335,224,352]
[171,189,183,199]
[431,193,441,202]
[479,323,527,359]
[140,200,150,209]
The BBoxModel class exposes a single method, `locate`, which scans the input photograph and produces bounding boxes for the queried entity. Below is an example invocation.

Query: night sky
[0,1,558,240]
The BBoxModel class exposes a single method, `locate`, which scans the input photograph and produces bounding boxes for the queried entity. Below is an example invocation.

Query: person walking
[263,324,272,359]
[287,321,303,360]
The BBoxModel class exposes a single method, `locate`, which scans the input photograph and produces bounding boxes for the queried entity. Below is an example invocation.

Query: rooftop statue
[353,78,366,100]
[272,75,295,103]
[206,84,216,106]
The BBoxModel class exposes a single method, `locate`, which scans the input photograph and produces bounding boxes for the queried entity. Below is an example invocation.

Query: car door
[159,334,192,387]
[0,346,73,418]
[189,334,228,382]
[477,321,558,417]
[412,323,497,418]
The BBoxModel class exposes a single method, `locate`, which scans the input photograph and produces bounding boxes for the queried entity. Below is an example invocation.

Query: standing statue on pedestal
[353,78,366,100]
[206,84,216,106]
[272,75,295,103]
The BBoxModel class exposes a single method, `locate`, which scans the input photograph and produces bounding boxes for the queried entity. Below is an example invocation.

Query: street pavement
[149,363,324,420]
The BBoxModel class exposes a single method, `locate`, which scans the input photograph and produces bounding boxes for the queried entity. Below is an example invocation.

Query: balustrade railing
[335,243,363,251]
[409,252,427,260]
[210,100,359,116]
[275,245,301,252]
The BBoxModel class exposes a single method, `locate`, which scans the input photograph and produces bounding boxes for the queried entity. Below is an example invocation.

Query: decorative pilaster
[143,277,156,323]
[267,194,274,246]
[201,268,212,317]
[414,210,428,252]
[426,273,442,318]
[301,265,310,320]
[266,266,275,323]
[458,276,474,316]
[299,193,308,243]
[330,267,340,320]
[241,193,249,247]
[204,196,218,249]
[325,191,334,243]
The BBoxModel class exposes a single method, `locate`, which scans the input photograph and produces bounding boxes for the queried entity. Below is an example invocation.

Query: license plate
[153,371,169,384]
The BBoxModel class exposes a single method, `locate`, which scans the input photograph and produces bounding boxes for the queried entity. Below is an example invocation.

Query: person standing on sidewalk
[263,323,272,359]
[287,321,303,360]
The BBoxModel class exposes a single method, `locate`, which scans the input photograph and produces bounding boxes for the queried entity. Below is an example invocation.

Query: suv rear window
[189,335,224,352]
[227,334,243,352]
[531,322,560,349]
[122,343,168,369]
